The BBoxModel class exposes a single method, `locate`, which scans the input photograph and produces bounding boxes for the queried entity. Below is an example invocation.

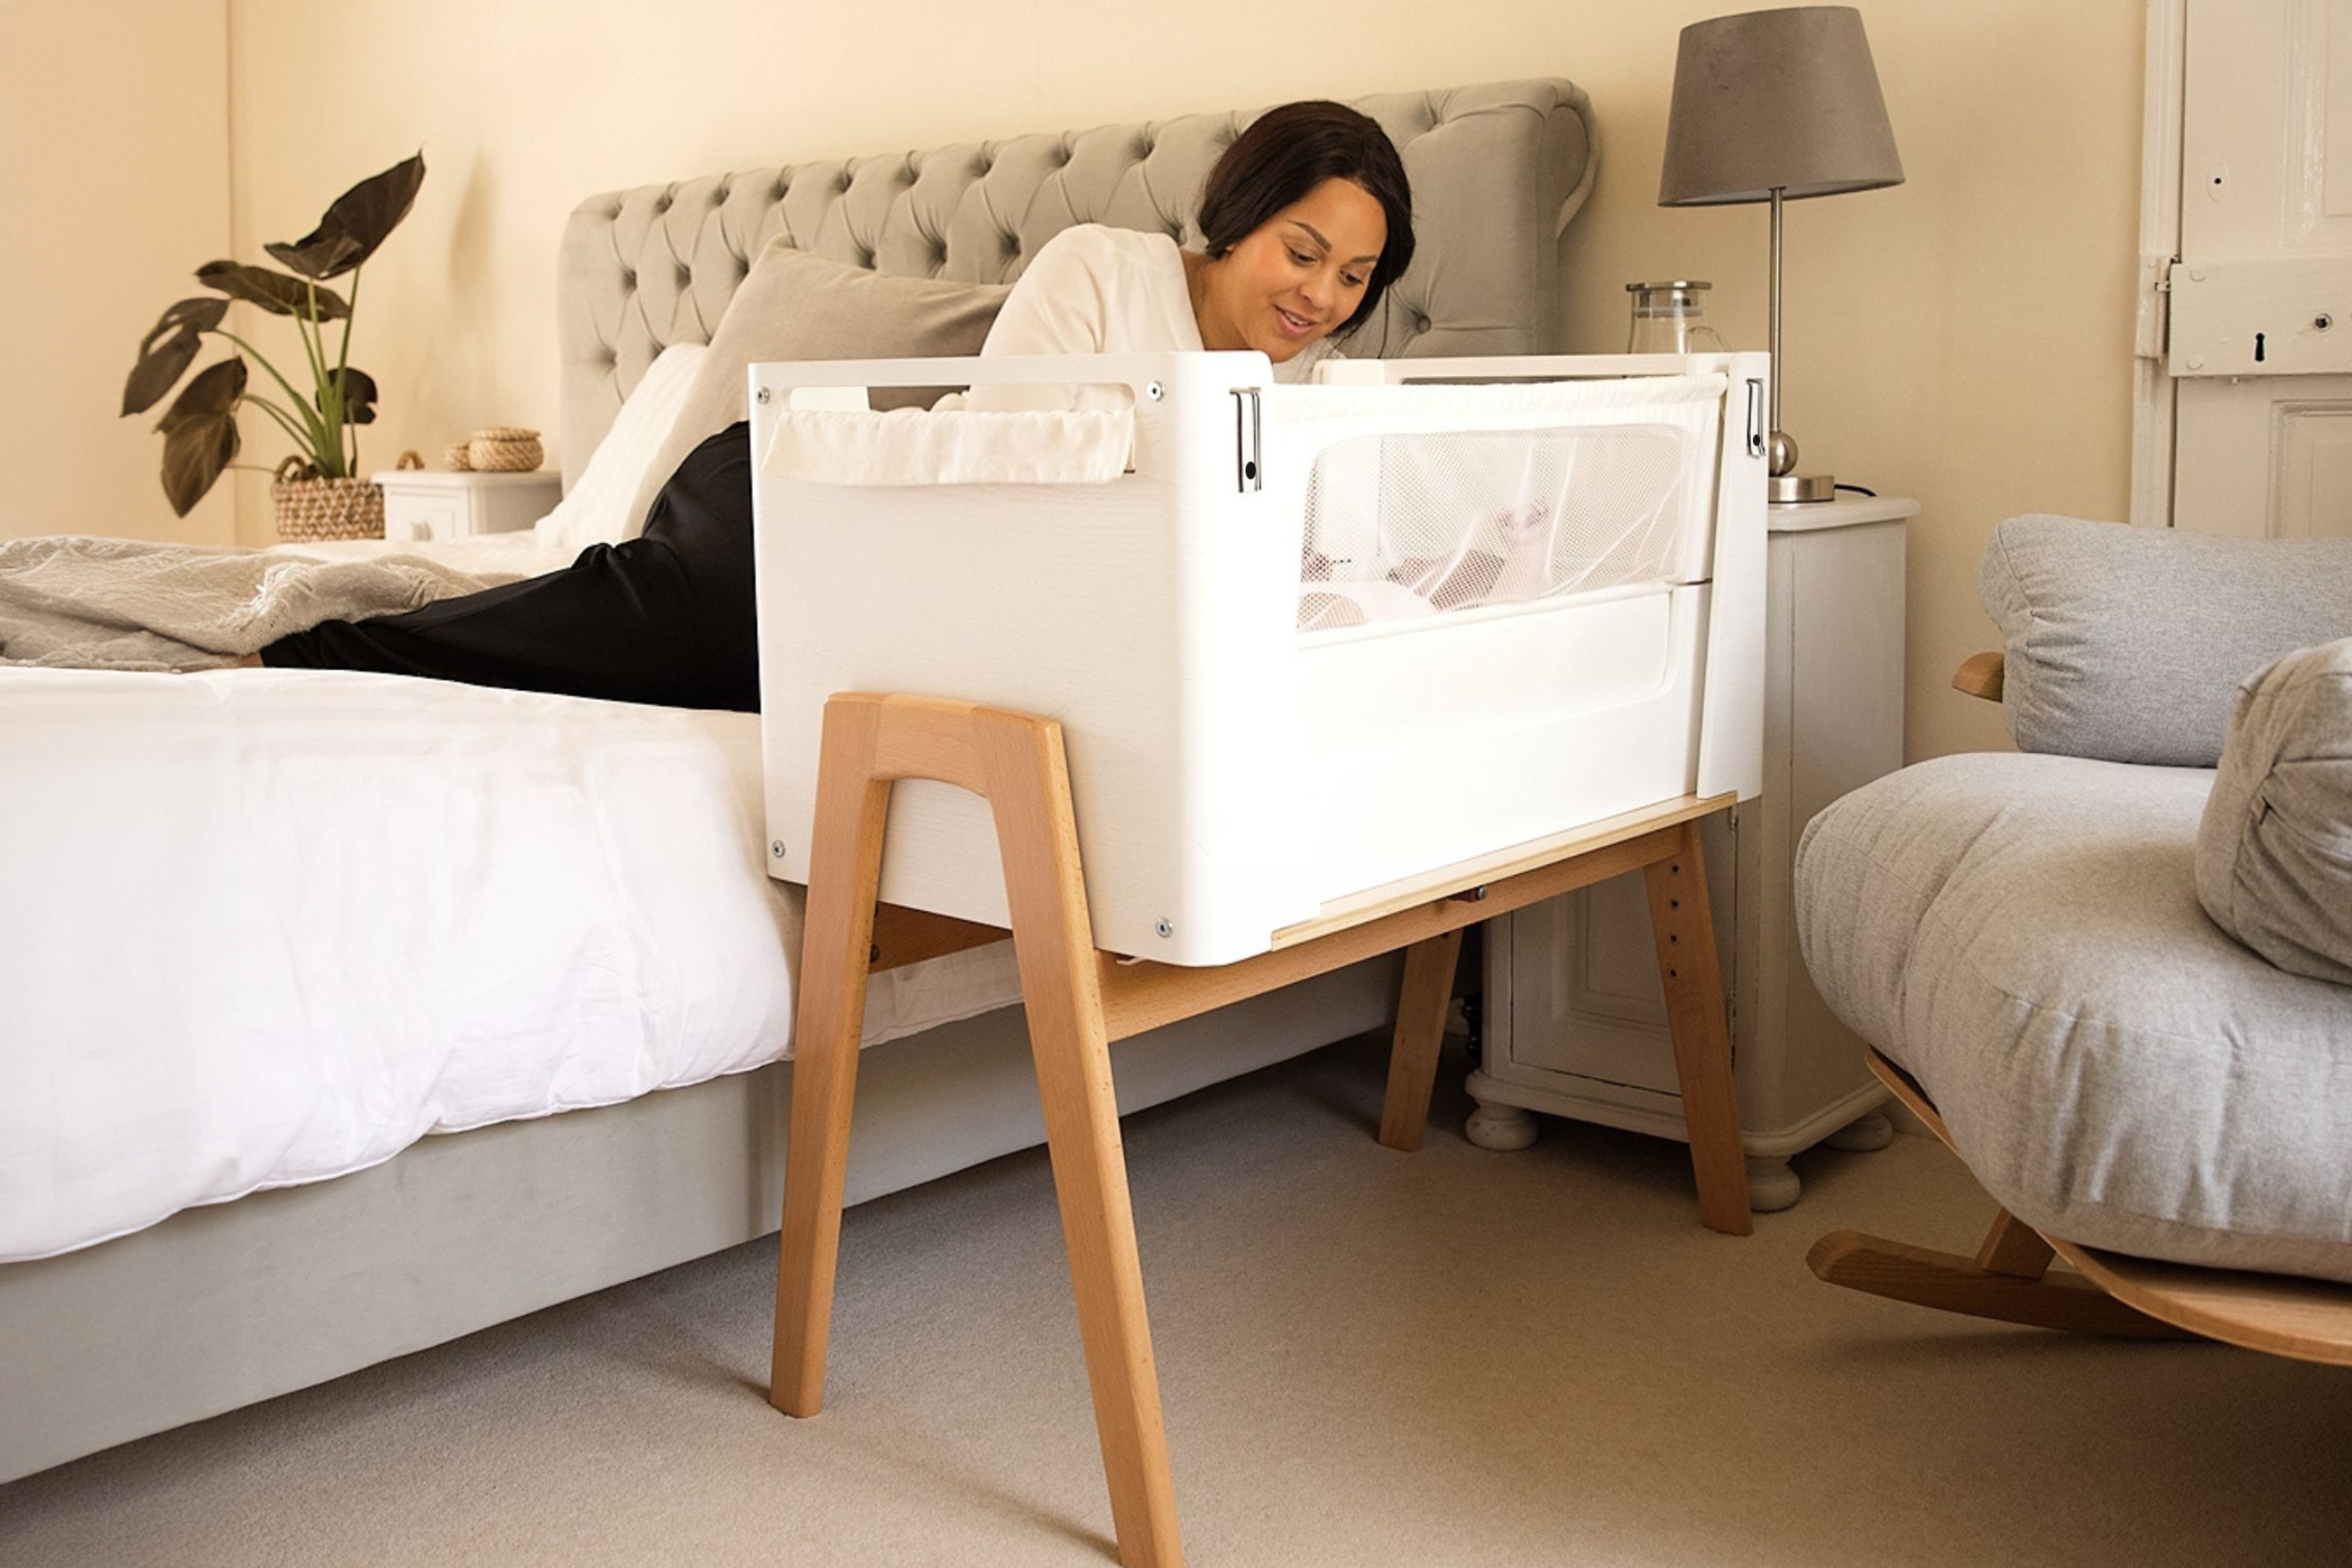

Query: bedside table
[1469,494,1918,1210]
[374,469,561,544]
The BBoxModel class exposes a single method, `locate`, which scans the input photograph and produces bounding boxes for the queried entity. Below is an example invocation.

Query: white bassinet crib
[746,349,1770,1568]
[752,350,1769,967]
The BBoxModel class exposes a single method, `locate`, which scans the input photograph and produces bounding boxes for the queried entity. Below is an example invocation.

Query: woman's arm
[952,229,1123,412]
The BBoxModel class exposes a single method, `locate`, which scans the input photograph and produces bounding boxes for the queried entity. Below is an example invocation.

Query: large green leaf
[156,355,247,434]
[316,366,378,426]
[196,260,349,321]
[264,152,426,280]
[156,359,247,516]
[121,296,228,415]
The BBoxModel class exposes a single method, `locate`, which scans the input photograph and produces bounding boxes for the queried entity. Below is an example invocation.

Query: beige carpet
[4,1034,2348,1567]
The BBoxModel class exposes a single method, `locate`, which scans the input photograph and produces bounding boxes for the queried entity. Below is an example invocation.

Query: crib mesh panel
[1281,374,1725,635]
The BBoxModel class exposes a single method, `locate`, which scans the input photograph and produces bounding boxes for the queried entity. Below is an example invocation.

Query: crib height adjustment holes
[1147,381,1163,400]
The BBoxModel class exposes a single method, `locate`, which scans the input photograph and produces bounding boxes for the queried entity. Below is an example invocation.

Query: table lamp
[1660,5,1904,503]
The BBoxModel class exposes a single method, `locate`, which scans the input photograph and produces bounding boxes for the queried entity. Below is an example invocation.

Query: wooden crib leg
[1378,928,1466,1152]
[771,700,893,1418]
[1643,821,1753,1235]
[769,695,1182,1565]
[973,707,1184,1568]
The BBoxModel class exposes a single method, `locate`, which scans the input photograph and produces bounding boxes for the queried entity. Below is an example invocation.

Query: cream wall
[226,0,2145,762]
[2,0,233,546]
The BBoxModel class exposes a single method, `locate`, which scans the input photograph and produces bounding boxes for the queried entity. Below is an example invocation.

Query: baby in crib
[256,102,1417,709]
[1298,502,1554,632]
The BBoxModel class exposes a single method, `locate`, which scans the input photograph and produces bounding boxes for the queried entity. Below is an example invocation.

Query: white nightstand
[374,469,561,544]
[1469,494,1918,1210]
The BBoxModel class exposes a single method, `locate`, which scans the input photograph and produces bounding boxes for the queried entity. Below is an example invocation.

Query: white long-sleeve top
[947,224,1336,411]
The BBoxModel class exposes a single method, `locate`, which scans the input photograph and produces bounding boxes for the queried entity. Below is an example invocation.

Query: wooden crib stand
[767,691,1751,1568]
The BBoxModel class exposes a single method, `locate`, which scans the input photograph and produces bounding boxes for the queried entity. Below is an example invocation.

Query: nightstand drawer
[384,495,463,543]
[375,470,562,542]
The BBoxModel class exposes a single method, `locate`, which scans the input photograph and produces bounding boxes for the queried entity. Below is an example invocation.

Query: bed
[0,79,1595,1482]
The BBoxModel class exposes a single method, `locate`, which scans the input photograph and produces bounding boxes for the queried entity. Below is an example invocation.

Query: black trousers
[263,423,760,712]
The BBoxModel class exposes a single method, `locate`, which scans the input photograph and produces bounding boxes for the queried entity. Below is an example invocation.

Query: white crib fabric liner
[761,406,1134,487]
[0,669,1022,1262]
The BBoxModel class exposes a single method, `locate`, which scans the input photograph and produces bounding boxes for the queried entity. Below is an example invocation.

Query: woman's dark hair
[1197,100,1416,337]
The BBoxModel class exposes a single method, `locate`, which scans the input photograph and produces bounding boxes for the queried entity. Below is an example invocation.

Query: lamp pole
[1768,185,1790,481]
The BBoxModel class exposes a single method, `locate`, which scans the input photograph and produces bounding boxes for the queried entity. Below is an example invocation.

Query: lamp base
[1769,472,1837,505]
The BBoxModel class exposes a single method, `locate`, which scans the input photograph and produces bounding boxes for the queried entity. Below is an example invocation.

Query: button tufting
[621,268,637,289]
[677,265,692,287]
[655,193,672,213]
[1414,313,1432,333]
[837,172,852,193]
[606,203,624,220]
[772,178,789,200]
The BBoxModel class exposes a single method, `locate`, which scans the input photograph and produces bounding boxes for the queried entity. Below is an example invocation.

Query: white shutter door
[2167,0,2352,539]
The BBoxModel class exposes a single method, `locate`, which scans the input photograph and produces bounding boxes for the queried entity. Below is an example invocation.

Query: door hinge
[2136,254,2177,362]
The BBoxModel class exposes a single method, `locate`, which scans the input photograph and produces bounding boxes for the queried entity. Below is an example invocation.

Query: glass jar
[1626,279,1727,354]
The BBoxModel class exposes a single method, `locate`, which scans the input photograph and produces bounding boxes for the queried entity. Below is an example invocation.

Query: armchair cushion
[2197,637,2352,985]
[1797,751,2352,1283]
[1980,514,2352,766]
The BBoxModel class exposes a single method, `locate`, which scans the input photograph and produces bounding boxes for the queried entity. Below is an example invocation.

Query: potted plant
[122,153,426,536]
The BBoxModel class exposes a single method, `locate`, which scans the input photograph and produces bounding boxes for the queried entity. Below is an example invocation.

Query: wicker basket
[271,451,422,541]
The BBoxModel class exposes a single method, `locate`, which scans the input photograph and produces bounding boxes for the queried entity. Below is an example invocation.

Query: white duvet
[0,665,1022,1262]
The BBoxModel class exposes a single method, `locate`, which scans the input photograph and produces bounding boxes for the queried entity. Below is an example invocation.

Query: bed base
[1810,1048,2352,1365]
[770,692,1751,1568]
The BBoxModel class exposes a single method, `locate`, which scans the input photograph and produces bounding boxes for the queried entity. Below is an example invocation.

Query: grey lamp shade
[1659,6,1904,205]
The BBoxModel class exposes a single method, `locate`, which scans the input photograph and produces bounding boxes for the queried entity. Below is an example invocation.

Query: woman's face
[1199,176,1387,362]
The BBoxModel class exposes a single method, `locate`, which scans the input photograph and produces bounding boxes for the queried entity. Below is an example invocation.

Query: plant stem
[215,331,334,460]
[242,391,320,455]
[301,278,339,476]
[337,266,363,475]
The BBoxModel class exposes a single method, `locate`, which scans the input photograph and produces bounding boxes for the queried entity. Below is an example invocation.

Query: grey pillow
[624,241,1009,534]
[2195,637,2352,985]
[1981,514,2352,766]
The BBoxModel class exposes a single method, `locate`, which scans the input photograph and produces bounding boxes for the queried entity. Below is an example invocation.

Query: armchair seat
[1798,750,2352,1286]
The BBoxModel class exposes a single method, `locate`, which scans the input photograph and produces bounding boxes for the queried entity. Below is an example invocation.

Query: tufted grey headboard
[555,79,1595,487]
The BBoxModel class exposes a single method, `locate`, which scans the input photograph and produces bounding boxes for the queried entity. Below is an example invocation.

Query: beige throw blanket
[0,535,536,671]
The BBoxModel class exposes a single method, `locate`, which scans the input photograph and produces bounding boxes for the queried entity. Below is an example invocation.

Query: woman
[260,100,1414,709]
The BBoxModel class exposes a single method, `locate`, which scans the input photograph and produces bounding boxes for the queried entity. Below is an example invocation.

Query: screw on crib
[1155,919,1174,938]
[756,386,772,404]
[772,841,786,858]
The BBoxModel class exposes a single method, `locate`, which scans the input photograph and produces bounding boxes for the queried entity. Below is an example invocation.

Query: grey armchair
[1793,514,2352,1361]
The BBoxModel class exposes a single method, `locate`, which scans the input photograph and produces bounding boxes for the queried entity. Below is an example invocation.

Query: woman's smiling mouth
[1274,305,1319,338]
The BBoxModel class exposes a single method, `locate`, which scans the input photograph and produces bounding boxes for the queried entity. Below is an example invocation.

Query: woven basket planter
[271,451,421,542]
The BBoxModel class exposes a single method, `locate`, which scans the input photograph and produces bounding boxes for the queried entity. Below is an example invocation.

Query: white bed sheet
[0,667,1022,1262]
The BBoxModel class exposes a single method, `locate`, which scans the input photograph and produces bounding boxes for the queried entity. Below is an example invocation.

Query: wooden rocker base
[1811,1048,2352,1366]
[770,693,1753,1568]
